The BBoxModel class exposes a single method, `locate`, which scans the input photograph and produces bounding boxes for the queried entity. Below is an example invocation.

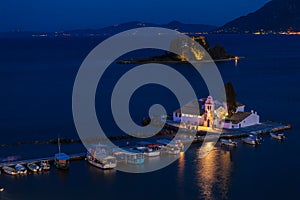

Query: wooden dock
[0,152,86,168]
[220,122,292,139]
[164,120,291,140]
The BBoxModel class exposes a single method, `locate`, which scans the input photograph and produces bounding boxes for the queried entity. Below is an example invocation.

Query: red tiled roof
[228,112,252,124]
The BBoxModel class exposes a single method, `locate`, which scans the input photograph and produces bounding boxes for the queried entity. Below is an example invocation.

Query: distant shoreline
[117,56,244,65]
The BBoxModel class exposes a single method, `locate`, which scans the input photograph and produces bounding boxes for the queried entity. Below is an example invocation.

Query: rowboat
[15,164,27,174]
[27,162,40,173]
[40,160,51,171]
[242,137,256,145]
[242,134,262,145]
[2,166,18,176]
[270,132,286,140]
[220,139,237,147]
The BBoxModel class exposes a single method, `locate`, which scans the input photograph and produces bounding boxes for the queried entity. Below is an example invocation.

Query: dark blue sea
[0,34,299,199]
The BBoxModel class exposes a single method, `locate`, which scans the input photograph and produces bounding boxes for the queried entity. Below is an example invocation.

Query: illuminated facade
[173,96,260,129]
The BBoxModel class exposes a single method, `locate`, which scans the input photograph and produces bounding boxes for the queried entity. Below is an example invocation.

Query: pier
[0,152,85,168]
[163,120,291,139]
[220,121,292,138]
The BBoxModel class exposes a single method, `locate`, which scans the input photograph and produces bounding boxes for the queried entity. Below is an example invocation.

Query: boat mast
[58,137,61,153]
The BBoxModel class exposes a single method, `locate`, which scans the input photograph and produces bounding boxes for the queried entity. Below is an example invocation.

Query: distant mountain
[164,21,216,33]
[64,21,216,37]
[0,21,216,38]
[217,0,300,33]
[65,21,159,37]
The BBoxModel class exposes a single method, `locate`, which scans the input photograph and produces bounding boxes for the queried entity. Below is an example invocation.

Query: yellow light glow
[196,146,232,199]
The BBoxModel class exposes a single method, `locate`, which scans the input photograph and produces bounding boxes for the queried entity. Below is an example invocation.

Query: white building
[173,96,260,129]
[223,110,260,129]
[173,99,204,130]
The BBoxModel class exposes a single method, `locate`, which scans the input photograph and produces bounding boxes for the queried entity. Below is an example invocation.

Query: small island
[118,36,241,64]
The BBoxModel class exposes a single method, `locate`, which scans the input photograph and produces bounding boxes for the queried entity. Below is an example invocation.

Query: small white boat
[157,139,181,155]
[0,187,4,192]
[242,137,256,145]
[160,145,181,155]
[87,151,117,169]
[242,134,262,145]
[135,142,160,157]
[270,132,286,140]
[173,139,185,151]
[15,164,27,174]
[143,148,160,157]
[40,160,51,171]
[220,139,237,147]
[27,162,40,173]
[2,166,18,176]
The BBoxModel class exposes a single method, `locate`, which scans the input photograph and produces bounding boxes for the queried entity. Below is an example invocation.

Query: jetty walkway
[165,120,291,138]
[0,152,85,168]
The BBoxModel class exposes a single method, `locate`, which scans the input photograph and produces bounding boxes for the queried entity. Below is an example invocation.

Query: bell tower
[204,96,214,127]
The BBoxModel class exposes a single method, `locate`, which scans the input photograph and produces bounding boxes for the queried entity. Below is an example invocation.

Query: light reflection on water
[176,151,186,200]
[195,142,233,200]
[177,152,185,183]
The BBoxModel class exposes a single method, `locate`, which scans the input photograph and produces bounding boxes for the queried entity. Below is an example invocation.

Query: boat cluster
[86,139,185,169]
[0,132,287,177]
[220,132,286,147]
[1,160,50,176]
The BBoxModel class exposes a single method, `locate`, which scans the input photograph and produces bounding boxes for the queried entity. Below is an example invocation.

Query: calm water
[0,35,299,199]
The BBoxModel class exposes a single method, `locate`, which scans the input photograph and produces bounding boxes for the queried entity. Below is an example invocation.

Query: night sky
[0,0,270,31]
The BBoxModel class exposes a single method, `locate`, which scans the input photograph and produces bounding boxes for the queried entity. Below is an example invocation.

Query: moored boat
[173,139,185,151]
[242,137,256,145]
[54,137,70,170]
[27,162,40,173]
[135,142,160,157]
[270,132,286,140]
[124,150,145,164]
[113,148,145,164]
[15,164,27,174]
[220,139,237,147]
[142,148,161,157]
[40,160,51,171]
[87,151,117,169]
[54,153,70,170]
[157,139,181,155]
[160,145,181,155]
[242,134,262,146]
[2,166,18,176]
